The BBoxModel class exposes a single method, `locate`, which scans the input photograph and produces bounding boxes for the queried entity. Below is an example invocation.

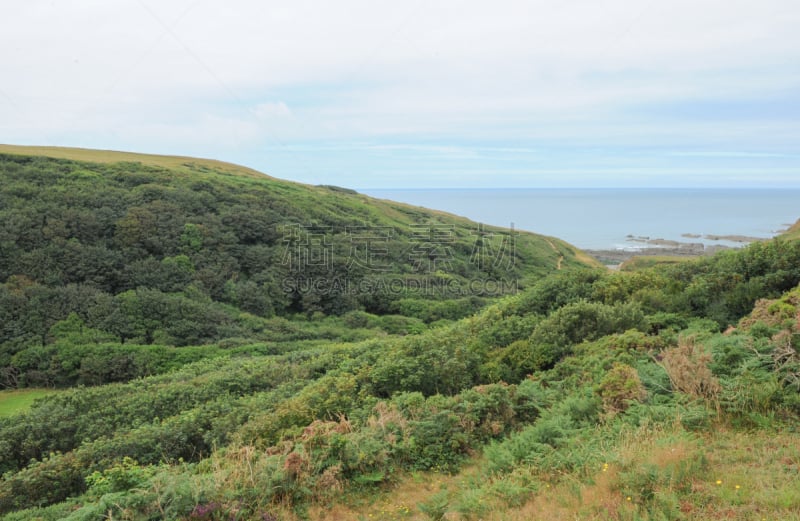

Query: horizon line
[357,186,800,191]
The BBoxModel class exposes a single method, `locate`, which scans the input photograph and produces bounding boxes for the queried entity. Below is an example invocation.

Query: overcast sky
[2,0,799,188]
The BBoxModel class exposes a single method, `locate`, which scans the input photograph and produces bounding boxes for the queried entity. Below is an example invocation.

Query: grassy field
[0,389,59,418]
[298,425,800,521]
[0,144,272,180]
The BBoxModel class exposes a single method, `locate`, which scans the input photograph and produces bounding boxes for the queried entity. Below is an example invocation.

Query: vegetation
[0,146,594,390]
[0,146,799,520]
[782,218,800,241]
[0,389,59,418]
[618,255,692,271]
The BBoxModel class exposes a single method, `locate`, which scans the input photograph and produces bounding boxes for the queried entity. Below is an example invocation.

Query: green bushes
[1,307,425,389]
[508,300,646,375]
[13,380,538,517]
[597,363,647,417]
[2,202,800,519]
[245,382,529,491]
[391,297,488,323]
[483,389,603,478]
[0,355,306,477]
[0,451,88,512]
[368,325,482,397]
[484,419,564,475]
[667,240,800,325]
[510,269,605,315]
[10,339,229,388]
[0,151,569,339]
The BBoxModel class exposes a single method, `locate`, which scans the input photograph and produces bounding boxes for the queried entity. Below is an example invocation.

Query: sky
[1,0,799,188]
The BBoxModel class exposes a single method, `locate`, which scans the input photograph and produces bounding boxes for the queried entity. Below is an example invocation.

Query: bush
[659,337,720,402]
[597,363,647,417]
[484,414,573,475]
[523,300,646,372]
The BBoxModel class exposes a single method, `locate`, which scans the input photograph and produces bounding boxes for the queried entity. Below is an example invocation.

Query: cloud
[1,0,798,186]
[254,102,292,120]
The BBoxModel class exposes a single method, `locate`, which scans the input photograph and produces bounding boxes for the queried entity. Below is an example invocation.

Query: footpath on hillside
[544,238,564,270]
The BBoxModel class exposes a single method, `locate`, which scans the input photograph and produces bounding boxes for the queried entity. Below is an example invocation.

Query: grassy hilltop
[1,146,800,520]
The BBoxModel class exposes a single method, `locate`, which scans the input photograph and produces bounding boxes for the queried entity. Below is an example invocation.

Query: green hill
[0,145,598,387]
[1,233,799,519]
[782,218,800,241]
[0,146,595,303]
[1,145,800,521]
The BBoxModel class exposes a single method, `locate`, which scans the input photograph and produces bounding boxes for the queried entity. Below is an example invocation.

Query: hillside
[782,218,800,241]
[0,146,594,302]
[0,145,600,388]
[1,145,800,520]
[0,145,272,179]
[0,230,799,519]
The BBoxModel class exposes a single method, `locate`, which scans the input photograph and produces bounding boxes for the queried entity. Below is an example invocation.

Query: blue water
[363,188,800,250]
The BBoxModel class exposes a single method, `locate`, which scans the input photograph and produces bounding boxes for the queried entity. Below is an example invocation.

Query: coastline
[583,233,773,267]
[585,244,726,266]
[362,189,800,255]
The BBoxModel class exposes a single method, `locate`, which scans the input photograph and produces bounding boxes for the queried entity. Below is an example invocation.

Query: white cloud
[254,101,292,120]
[1,0,798,185]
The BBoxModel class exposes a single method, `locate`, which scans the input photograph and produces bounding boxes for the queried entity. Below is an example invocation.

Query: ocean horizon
[361,188,800,251]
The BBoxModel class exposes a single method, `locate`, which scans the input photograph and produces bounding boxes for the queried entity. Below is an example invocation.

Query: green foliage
[0,502,80,521]
[483,409,585,476]
[597,363,647,417]
[392,297,488,323]
[368,324,482,397]
[511,268,605,315]
[418,490,450,520]
[518,300,646,373]
[85,457,157,497]
[0,151,594,390]
[453,488,491,520]
[1,147,800,520]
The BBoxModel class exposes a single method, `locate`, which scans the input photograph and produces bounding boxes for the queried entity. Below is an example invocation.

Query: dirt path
[544,238,564,270]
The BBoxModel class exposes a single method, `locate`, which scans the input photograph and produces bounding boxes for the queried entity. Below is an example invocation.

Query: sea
[362,188,800,251]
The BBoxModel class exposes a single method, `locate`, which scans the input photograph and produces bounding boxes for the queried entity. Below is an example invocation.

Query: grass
[620,255,694,271]
[292,424,800,521]
[0,389,60,418]
[304,465,475,521]
[781,219,800,241]
[0,143,272,180]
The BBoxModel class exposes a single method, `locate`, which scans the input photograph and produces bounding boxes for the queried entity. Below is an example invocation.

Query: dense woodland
[0,151,586,390]
[1,149,800,520]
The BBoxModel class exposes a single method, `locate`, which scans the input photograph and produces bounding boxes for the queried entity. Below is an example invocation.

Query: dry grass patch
[310,424,800,521]
[0,143,271,179]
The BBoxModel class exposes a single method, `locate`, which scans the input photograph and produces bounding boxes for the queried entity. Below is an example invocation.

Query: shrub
[525,300,646,371]
[659,337,720,402]
[597,363,647,417]
[85,457,157,498]
[483,415,573,475]
[772,329,800,391]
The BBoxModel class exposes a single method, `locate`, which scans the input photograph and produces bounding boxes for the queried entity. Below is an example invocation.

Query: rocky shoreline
[585,233,770,266]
